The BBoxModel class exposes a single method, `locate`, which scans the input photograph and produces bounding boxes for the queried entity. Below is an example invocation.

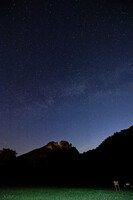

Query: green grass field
[0,187,133,200]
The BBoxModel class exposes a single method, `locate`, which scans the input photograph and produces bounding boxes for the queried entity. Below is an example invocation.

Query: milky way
[0,0,133,155]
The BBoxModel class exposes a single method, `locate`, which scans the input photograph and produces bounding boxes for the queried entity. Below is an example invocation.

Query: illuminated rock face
[46,141,72,150]
[46,142,59,150]
[59,141,72,149]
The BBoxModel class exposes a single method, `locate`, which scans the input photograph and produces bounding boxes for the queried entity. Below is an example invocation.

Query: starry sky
[0,0,133,155]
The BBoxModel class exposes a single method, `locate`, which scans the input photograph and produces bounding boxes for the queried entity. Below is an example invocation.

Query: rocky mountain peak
[45,140,72,150]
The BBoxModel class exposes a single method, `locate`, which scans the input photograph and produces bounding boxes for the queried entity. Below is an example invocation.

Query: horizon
[0,0,133,156]
[1,124,133,156]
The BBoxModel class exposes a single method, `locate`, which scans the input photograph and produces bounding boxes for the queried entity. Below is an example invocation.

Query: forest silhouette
[0,126,133,187]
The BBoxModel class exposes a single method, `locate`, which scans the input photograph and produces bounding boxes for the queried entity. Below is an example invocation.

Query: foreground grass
[0,187,133,200]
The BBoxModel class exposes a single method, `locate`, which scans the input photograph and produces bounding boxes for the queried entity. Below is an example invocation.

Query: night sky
[0,0,133,155]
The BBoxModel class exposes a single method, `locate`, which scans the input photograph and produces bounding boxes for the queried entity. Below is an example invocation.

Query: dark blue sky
[0,0,133,155]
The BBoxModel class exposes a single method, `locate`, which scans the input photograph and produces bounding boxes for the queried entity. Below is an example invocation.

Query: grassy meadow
[0,187,133,200]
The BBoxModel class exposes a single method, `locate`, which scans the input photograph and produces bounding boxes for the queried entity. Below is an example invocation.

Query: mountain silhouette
[0,126,133,187]
[81,126,133,187]
[17,140,79,169]
[15,141,79,186]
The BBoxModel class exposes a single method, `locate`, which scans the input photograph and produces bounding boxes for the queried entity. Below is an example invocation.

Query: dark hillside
[0,126,133,187]
[15,141,79,186]
[82,126,133,186]
[97,126,133,152]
